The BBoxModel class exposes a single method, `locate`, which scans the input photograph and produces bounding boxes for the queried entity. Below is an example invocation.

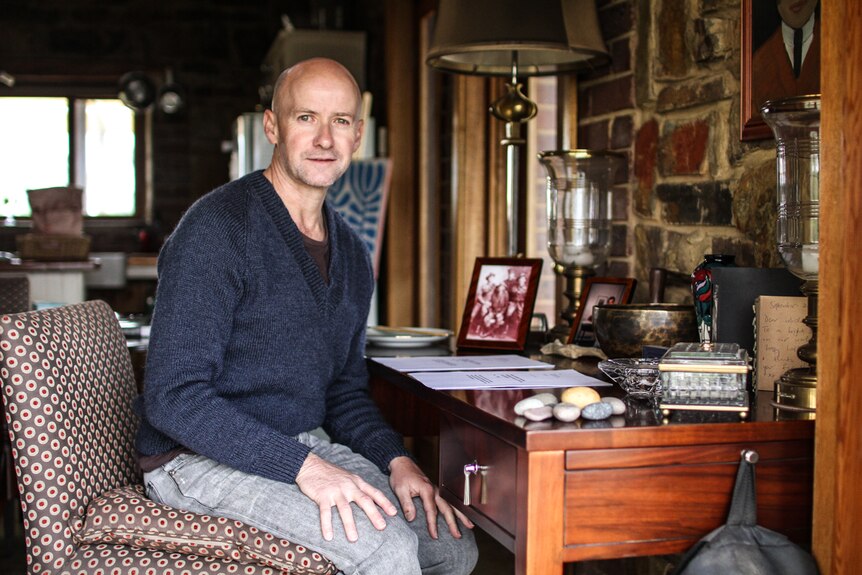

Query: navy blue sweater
[134,171,409,484]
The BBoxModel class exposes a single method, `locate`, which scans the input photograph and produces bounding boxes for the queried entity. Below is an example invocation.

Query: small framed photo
[457,257,544,351]
[567,277,637,346]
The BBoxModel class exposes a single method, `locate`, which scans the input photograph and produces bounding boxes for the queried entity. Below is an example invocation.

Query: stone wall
[581,0,783,303]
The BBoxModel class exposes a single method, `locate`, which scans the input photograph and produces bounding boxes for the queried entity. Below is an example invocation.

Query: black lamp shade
[427,0,610,76]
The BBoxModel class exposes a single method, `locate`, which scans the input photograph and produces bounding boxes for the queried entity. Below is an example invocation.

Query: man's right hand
[295,453,398,542]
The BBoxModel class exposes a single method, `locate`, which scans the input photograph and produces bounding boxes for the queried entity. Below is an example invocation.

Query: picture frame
[567,277,636,346]
[740,0,821,141]
[457,257,544,351]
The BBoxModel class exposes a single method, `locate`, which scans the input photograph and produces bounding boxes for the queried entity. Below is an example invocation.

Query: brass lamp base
[773,279,818,412]
[774,367,817,411]
[549,264,594,342]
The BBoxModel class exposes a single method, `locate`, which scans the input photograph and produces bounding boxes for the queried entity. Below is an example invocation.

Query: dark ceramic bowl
[593,303,699,358]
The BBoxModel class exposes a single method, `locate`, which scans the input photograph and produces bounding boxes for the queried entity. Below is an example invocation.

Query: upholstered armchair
[0,273,29,546]
[0,300,336,575]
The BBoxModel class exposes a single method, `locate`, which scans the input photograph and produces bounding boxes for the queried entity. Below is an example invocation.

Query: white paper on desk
[370,355,554,373]
[412,369,611,390]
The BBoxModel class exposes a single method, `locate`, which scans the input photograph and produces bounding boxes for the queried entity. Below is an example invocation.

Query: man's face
[265,66,363,191]
[778,0,818,29]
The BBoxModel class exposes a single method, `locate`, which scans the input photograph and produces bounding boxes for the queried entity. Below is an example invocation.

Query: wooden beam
[814,1,862,572]
[417,13,441,327]
[384,0,418,326]
[451,75,490,329]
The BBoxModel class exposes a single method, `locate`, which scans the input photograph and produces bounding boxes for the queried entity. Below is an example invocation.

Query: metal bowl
[593,303,698,358]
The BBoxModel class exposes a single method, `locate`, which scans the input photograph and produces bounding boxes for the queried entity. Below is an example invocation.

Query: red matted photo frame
[456,257,543,352]
[567,277,636,346]
[740,0,821,141]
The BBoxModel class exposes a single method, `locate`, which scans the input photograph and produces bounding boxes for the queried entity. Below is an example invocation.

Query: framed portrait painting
[456,257,543,352]
[741,0,821,141]
[567,277,636,346]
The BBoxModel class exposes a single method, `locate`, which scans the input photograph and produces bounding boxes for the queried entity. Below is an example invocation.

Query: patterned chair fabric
[0,275,29,542]
[0,301,336,575]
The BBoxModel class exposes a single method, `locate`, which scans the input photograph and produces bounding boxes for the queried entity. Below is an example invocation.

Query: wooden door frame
[812,0,862,572]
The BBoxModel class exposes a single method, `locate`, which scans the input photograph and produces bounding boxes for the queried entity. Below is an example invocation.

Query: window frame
[1,74,150,225]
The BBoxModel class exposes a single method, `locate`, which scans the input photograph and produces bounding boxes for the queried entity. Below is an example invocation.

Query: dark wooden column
[813,0,862,572]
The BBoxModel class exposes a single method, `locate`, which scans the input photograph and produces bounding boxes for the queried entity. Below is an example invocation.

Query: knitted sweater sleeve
[141,191,312,484]
[322,313,413,474]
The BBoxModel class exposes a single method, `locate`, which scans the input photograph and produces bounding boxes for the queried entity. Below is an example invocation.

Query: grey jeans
[143,433,478,575]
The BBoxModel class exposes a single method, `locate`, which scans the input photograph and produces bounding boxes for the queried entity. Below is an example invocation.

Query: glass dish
[598,358,662,397]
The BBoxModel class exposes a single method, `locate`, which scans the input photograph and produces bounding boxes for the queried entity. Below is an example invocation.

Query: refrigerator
[230,112,274,180]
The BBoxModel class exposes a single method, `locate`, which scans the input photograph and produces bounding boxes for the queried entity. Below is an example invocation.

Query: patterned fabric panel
[74,485,336,574]
[0,275,30,314]
[0,300,142,573]
[0,301,338,575]
[59,543,290,575]
[327,158,391,277]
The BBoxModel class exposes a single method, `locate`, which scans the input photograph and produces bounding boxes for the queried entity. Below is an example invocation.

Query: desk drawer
[438,413,517,537]
[563,440,813,557]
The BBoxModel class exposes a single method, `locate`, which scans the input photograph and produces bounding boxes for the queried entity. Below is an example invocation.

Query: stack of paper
[369,355,609,390]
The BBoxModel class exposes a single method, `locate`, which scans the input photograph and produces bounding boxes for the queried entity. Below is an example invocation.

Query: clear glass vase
[761,95,820,282]
[760,94,820,411]
[538,150,623,269]
[538,150,624,338]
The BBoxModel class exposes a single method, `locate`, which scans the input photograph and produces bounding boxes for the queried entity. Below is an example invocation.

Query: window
[0,96,141,219]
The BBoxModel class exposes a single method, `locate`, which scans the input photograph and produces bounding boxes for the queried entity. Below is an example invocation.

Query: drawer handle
[463,461,489,506]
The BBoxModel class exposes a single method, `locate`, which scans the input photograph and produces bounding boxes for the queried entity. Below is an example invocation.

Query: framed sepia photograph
[567,277,636,346]
[457,257,543,352]
[741,0,821,141]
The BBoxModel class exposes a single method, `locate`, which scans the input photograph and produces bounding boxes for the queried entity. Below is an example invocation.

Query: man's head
[264,58,363,192]
[777,0,818,29]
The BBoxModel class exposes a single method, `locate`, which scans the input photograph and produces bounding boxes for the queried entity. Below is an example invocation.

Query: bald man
[135,58,477,575]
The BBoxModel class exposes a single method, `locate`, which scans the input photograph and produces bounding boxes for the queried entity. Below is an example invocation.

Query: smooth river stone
[513,397,545,415]
[560,386,601,408]
[601,396,626,415]
[581,401,614,420]
[523,405,554,421]
[532,392,559,406]
[552,402,580,422]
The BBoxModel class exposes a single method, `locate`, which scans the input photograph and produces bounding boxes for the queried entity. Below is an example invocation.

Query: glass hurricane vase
[538,150,624,341]
[761,94,820,412]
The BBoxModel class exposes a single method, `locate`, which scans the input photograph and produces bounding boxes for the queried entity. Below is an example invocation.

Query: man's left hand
[388,456,475,539]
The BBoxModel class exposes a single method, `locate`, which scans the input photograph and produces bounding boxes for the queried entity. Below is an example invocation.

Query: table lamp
[426,0,609,256]
[761,94,820,413]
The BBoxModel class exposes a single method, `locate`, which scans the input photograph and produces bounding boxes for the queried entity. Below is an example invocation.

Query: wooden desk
[368,353,815,575]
